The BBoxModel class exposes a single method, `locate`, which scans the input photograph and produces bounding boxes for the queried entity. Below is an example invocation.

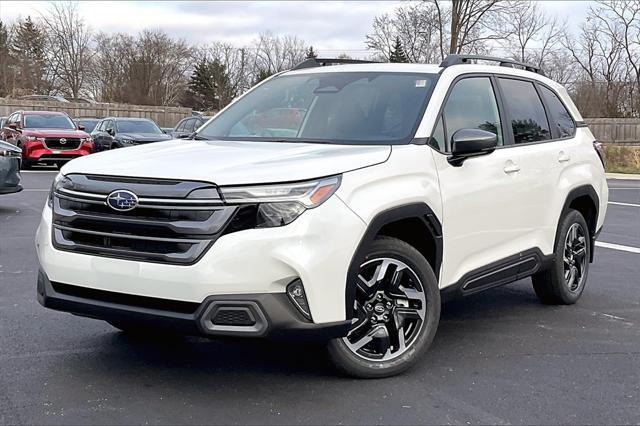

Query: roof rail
[439,54,545,76]
[291,57,379,71]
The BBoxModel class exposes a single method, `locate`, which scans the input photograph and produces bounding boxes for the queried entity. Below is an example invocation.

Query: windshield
[77,119,99,132]
[197,72,438,145]
[116,120,162,134]
[24,114,75,129]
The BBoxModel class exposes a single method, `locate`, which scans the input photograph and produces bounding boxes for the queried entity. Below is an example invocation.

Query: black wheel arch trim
[557,185,599,263]
[344,203,443,319]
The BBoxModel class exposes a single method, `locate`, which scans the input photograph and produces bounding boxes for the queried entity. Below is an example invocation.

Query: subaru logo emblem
[59,138,67,145]
[107,190,139,211]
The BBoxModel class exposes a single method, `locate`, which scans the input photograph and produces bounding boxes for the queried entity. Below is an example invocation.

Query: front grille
[44,138,81,150]
[51,174,236,265]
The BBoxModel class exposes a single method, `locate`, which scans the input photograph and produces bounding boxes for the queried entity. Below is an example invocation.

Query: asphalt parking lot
[1,171,638,425]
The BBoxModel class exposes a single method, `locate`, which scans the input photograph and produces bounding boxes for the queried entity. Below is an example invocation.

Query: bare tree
[40,2,93,100]
[443,0,509,54]
[252,32,307,75]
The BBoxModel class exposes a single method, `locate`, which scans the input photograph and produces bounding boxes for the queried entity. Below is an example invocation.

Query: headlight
[220,176,341,228]
[25,136,45,142]
[47,173,71,207]
[121,139,135,144]
[0,148,21,157]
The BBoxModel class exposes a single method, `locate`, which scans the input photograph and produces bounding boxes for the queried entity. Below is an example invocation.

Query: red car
[1,111,94,169]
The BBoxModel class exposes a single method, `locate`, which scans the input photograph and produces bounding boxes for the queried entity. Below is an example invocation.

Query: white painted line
[20,170,58,173]
[595,241,640,254]
[609,187,640,190]
[608,201,640,208]
[22,189,50,192]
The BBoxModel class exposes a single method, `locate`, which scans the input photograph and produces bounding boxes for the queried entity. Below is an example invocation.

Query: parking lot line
[595,241,640,254]
[22,189,50,192]
[608,201,640,208]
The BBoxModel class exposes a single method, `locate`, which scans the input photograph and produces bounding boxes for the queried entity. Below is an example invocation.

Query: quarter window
[498,78,551,144]
[441,77,503,150]
[539,85,575,138]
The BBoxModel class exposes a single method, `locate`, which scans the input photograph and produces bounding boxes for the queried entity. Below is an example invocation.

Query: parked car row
[0,110,203,169]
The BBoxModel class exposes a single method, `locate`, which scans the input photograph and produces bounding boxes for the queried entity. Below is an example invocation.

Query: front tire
[327,236,440,378]
[532,209,590,305]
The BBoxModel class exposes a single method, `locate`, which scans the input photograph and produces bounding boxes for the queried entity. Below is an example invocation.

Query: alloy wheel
[343,257,426,362]
[563,223,587,292]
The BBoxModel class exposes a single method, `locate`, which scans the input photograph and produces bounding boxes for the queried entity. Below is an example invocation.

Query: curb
[606,173,640,181]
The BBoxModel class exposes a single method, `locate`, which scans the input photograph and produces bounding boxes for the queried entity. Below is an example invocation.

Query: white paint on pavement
[608,201,640,208]
[595,241,640,254]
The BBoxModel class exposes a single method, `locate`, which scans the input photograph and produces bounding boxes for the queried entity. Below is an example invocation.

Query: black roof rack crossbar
[439,54,545,76]
[291,57,379,71]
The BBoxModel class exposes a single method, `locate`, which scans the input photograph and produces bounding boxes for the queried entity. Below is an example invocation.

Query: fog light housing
[287,279,312,320]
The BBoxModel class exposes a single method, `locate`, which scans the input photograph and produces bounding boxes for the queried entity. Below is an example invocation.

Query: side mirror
[8,123,17,130]
[448,128,497,166]
[106,128,115,136]
[77,124,85,131]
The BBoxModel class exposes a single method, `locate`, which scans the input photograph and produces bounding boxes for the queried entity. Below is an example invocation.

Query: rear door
[431,75,531,289]
[496,77,566,256]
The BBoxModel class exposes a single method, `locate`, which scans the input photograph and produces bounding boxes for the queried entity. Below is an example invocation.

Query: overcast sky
[1,1,592,56]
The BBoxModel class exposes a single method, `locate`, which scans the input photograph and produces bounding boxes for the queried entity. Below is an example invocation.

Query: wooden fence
[0,98,193,127]
[584,118,640,145]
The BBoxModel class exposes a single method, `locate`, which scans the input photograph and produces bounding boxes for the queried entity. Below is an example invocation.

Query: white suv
[36,55,608,378]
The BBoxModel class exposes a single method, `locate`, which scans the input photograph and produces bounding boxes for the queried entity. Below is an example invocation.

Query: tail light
[593,141,605,168]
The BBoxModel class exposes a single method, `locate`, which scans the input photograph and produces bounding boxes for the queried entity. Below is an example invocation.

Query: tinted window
[539,85,575,138]
[116,119,162,134]
[499,78,551,144]
[23,114,75,129]
[198,72,437,145]
[442,77,502,149]
[175,119,187,132]
[429,116,445,151]
[184,118,196,133]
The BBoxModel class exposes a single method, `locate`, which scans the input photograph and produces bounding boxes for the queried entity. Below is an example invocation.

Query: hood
[117,133,172,143]
[22,129,90,139]
[62,139,391,185]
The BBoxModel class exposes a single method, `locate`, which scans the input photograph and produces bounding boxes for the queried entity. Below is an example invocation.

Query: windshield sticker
[415,80,427,88]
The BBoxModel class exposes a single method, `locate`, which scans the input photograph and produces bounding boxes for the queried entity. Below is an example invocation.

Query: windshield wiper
[192,134,210,140]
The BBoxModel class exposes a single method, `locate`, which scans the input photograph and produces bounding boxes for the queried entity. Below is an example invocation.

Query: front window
[23,114,75,129]
[116,120,162,134]
[197,72,438,145]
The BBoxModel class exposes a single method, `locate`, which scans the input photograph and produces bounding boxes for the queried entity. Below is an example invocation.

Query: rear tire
[532,209,590,305]
[327,236,440,378]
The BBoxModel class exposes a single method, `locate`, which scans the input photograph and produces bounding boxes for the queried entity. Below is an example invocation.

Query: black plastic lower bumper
[37,270,350,341]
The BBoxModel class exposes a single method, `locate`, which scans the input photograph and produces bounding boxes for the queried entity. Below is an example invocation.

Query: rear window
[23,114,75,129]
[539,85,575,138]
[498,78,551,144]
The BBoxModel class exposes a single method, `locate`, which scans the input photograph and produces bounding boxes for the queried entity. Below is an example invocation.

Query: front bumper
[23,141,93,162]
[36,194,367,324]
[37,270,350,340]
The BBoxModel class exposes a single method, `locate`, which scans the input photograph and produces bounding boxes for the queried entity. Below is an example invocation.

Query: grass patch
[603,145,640,174]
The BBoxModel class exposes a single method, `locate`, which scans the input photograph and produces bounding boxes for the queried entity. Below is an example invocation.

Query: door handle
[558,151,570,163]
[503,160,521,174]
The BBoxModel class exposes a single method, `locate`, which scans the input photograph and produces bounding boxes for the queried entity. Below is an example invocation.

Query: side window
[96,120,104,132]
[175,119,187,132]
[498,78,551,144]
[105,120,115,133]
[539,85,575,138]
[184,118,196,133]
[429,117,445,151]
[442,77,503,150]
